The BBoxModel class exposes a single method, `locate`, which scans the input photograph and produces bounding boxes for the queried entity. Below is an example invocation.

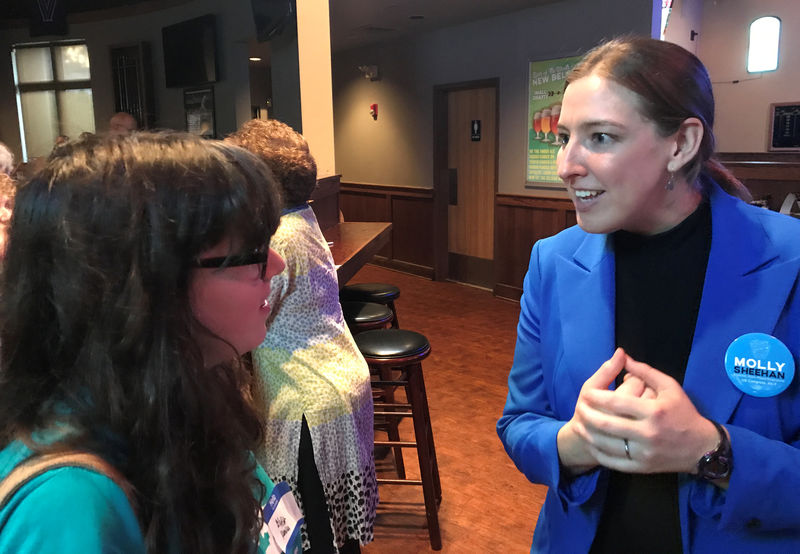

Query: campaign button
[724,333,795,397]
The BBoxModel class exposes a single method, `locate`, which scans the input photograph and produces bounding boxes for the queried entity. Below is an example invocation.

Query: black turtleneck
[590,201,712,554]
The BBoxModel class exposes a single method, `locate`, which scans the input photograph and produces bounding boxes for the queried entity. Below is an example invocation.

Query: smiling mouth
[574,190,604,201]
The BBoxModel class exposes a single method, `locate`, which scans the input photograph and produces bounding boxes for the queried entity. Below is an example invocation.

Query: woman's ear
[667,117,704,173]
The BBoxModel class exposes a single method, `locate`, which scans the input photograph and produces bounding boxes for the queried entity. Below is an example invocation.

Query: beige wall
[699,0,799,152]
[296,0,335,178]
[332,0,658,196]
[0,0,254,161]
[663,0,704,54]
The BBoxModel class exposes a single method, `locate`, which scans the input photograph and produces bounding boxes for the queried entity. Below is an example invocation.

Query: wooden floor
[349,265,547,553]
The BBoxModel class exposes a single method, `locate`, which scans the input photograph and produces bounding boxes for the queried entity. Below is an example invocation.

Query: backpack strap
[0,450,137,516]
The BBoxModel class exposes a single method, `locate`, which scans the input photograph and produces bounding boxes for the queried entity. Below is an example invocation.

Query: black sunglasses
[193,250,270,280]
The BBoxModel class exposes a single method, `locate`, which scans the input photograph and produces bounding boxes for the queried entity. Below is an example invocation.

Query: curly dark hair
[567,35,751,201]
[226,119,317,207]
[0,132,282,553]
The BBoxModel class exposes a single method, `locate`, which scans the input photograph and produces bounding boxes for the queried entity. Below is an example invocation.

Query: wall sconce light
[358,65,380,81]
[369,103,378,120]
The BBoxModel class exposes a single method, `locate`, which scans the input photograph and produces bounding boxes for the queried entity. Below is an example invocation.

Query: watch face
[698,421,733,480]
[699,453,731,480]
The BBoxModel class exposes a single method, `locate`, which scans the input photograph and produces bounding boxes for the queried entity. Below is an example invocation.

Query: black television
[162,14,218,88]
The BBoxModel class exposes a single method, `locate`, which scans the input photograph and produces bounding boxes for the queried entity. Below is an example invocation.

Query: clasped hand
[557,348,719,475]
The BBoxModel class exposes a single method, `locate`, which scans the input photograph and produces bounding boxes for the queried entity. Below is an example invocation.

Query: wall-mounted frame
[768,102,800,151]
[184,86,215,139]
[524,55,582,191]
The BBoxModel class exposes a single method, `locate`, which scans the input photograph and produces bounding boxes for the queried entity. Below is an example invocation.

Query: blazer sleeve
[688,282,800,532]
[497,241,601,507]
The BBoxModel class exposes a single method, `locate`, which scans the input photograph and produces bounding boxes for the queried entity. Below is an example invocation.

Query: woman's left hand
[580,353,721,474]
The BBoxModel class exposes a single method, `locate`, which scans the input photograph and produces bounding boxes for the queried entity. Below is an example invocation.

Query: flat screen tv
[162,14,218,88]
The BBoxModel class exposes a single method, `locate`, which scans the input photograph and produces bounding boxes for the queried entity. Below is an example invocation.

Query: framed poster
[525,55,582,191]
[184,87,216,139]
[769,102,800,151]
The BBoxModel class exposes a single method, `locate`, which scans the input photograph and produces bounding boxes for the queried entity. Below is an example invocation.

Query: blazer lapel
[555,232,617,399]
[683,186,798,423]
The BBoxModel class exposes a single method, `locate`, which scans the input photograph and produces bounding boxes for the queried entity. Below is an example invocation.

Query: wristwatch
[696,421,733,481]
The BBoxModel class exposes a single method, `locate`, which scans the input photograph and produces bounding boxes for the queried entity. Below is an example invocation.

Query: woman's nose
[556,140,587,184]
[265,247,285,281]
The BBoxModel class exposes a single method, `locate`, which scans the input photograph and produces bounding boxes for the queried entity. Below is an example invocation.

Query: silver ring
[623,438,632,460]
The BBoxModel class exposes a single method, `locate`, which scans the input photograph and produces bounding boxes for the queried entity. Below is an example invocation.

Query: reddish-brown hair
[567,36,751,201]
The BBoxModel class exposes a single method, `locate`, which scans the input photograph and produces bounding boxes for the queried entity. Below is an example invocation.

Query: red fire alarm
[369,103,378,120]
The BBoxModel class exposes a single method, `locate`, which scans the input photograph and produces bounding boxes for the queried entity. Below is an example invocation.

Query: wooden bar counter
[323,222,391,286]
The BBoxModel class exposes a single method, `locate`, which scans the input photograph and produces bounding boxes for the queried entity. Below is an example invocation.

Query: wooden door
[447,86,497,288]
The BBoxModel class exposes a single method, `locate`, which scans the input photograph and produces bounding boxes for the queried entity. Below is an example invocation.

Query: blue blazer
[497,183,800,553]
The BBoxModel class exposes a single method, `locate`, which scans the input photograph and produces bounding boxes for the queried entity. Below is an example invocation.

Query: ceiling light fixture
[249,57,262,62]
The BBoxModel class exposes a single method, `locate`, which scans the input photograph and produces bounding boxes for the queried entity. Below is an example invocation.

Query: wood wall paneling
[340,183,434,277]
[391,195,434,269]
[310,175,341,231]
[717,153,800,212]
[339,183,576,299]
[494,195,575,300]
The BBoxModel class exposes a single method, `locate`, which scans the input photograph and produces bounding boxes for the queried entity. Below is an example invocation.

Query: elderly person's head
[557,36,749,235]
[0,142,13,175]
[109,112,138,136]
[226,119,317,207]
[0,173,15,259]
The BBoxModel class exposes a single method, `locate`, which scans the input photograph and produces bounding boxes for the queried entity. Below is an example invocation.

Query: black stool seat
[341,301,394,331]
[340,282,400,303]
[354,329,430,360]
[357,328,441,549]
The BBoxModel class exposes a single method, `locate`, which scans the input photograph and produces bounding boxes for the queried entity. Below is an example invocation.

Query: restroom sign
[471,120,481,141]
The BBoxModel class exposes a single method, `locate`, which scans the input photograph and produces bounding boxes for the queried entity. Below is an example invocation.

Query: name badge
[262,481,304,554]
[724,333,795,397]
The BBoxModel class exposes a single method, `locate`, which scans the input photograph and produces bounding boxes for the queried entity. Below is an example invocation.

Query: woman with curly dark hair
[0,132,300,553]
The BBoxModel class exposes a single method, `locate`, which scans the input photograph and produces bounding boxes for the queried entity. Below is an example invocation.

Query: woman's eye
[591,132,613,144]
[557,134,569,146]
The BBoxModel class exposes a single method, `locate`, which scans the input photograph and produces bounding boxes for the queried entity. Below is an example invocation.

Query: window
[747,16,781,73]
[11,40,96,161]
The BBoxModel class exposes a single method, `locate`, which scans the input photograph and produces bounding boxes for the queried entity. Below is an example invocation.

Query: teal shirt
[0,441,298,553]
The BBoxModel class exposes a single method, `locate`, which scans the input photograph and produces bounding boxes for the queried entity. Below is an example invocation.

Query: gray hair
[0,143,13,175]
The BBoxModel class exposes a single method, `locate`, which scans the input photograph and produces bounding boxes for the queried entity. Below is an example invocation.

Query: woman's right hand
[556,348,629,475]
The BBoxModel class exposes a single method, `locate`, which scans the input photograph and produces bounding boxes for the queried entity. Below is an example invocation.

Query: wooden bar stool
[340,301,394,334]
[340,283,400,328]
[354,329,442,550]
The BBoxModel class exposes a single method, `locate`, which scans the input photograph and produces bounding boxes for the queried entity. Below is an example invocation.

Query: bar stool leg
[415,366,442,505]
[407,362,441,550]
[388,300,399,328]
[380,365,406,479]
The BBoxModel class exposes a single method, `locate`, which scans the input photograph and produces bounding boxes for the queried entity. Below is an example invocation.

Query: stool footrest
[374,410,412,418]
[377,478,423,486]
[374,440,416,447]
[371,380,408,387]
[374,402,411,409]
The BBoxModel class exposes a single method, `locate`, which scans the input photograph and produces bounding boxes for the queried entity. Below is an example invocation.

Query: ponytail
[702,158,752,202]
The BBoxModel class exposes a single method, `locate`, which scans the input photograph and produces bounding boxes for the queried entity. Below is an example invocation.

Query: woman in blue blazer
[498,37,800,553]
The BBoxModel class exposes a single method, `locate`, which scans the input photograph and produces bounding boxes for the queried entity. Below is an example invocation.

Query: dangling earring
[665,171,676,191]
